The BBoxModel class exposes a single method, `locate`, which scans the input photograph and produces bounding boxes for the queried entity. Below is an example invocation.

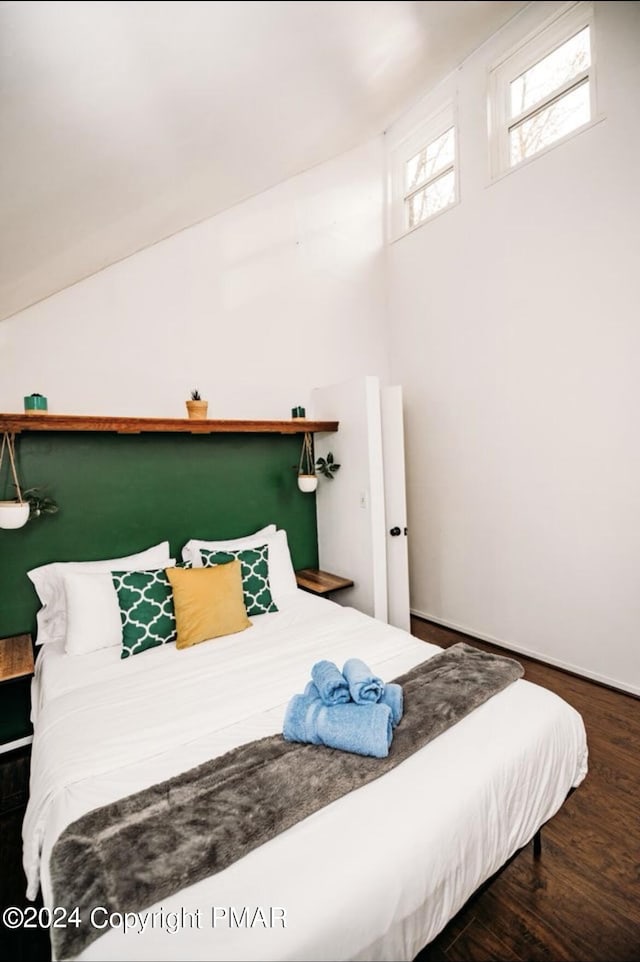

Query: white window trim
[387,102,459,243]
[488,1,597,180]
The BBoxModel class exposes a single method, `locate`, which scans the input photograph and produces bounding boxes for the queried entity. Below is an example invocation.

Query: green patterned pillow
[199,545,278,616]
[112,568,177,659]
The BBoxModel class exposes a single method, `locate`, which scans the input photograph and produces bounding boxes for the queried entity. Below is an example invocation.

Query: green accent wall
[0,431,318,742]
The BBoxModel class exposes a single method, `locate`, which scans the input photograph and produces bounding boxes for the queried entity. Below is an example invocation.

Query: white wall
[387,1,640,694]
[0,139,389,419]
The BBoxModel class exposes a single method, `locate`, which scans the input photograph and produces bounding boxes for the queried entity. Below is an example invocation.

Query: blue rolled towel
[304,680,320,698]
[310,660,350,705]
[307,678,401,724]
[284,688,393,758]
[380,682,403,727]
[283,688,323,745]
[342,657,385,704]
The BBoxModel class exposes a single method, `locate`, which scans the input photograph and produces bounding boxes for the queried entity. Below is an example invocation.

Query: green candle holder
[24,393,48,414]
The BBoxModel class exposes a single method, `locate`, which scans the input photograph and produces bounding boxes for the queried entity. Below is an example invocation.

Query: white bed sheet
[24,591,588,962]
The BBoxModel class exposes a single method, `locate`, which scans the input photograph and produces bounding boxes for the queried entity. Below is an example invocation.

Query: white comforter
[24,592,588,962]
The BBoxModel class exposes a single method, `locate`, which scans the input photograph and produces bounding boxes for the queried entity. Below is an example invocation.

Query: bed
[23,563,588,962]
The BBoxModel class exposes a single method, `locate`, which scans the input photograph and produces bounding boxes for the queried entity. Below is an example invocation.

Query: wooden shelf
[295,568,354,596]
[0,414,338,435]
[0,635,34,683]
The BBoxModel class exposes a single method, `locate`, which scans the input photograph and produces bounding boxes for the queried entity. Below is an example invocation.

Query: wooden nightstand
[0,634,34,684]
[0,635,35,749]
[295,568,354,597]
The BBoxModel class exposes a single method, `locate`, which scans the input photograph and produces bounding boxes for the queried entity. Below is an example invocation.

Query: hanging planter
[297,432,318,493]
[0,433,29,529]
[0,433,58,529]
[296,433,341,493]
[298,474,318,493]
[0,500,30,529]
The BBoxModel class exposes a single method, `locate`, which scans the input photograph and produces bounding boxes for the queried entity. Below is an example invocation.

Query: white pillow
[266,530,298,603]
[63,571,124,655]
[181,525,276,567]
[63,563,176,656]
[28,542,172,646]
[184,528,297,609]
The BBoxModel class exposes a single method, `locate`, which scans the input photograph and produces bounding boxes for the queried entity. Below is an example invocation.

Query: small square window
[405,127,455,195]
[388,105,458,240]
[489,3,595,178]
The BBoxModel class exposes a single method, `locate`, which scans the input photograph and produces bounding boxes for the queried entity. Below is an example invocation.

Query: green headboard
[0,430,318,641]
[0,428,319,744]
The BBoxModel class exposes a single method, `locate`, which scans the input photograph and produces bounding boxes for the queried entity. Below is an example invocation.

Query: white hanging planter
[0,432,30,529]
[297,474,318,494]
[297,432,318,494]
[0,500,30,529]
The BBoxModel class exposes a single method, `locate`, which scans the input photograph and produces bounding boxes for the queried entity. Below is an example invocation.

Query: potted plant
[297,432,317,492]
[297,433,341,493]
[315,451,341,481]
[0,433,58,529]
[186,389,208,420]
[0,432,30,529]
[0,487,59,529]
[22,487,59,520]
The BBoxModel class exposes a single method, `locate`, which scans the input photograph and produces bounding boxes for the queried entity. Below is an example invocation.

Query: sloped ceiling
[0,0,528,321]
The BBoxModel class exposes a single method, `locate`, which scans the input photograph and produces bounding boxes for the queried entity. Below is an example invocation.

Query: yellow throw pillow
[165,561,251,650]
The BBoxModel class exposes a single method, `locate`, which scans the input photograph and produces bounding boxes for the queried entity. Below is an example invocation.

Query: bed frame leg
[533,828,542,858]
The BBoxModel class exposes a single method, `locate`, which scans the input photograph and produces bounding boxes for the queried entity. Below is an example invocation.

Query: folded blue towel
[380,682,403,727]
[283,687,393,758]
[310,660,350,705]
[342,657,385,704]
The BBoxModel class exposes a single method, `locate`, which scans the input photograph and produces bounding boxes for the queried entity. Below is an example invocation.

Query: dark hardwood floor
[0,748,49,961]
[412,617,640,962]
[1,618,638,961]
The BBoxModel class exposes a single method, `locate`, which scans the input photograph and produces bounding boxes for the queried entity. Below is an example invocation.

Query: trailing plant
[295,435,341,484]
[20,486,59,520]
[315,452,340,480]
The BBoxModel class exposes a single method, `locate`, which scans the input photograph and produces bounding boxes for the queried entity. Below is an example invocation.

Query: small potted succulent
[185,389,208,420]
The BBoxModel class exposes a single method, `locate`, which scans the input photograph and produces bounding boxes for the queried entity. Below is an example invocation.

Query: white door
[311,376,387,621]
[381,386,411,631]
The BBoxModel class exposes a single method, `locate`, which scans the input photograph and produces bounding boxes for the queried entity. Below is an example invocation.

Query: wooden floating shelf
[0,414,338,435]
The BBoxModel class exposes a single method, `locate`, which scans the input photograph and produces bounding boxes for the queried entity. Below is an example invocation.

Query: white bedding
[24,591,588,962]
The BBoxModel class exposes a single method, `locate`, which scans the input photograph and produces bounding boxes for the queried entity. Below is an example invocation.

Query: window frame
[488,1,597,180]
[388,102,459,242]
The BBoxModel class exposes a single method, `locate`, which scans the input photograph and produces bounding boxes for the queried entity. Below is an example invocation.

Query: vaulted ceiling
[0,0,528,321]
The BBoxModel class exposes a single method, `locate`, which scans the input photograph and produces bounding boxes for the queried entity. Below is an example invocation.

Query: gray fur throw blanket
[50,642,523,958]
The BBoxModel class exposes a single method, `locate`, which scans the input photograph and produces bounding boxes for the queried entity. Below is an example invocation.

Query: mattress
[24,591,588,961]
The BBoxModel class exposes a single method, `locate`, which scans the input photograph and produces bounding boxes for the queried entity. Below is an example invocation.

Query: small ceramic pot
[297,474,318,493]
[0,501,30,529]
[24,394,48,414]
[186,400,208,419]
